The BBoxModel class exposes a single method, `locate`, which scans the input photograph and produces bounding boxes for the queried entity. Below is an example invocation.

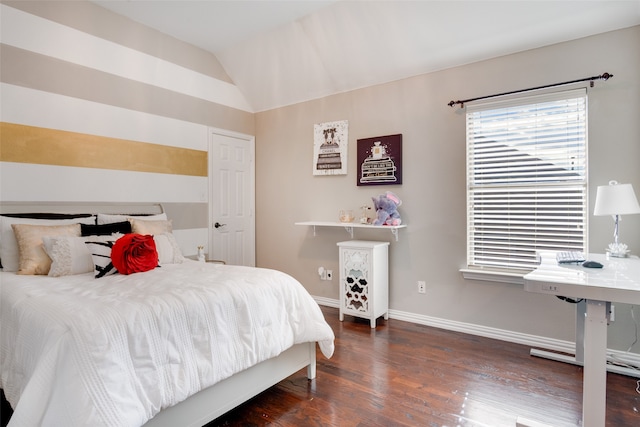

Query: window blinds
[466,89,587,272]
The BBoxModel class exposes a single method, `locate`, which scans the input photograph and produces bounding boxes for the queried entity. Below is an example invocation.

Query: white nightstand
[337,240,389,328]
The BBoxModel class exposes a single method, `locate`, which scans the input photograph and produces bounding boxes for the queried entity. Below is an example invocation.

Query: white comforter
[0,261,334,427]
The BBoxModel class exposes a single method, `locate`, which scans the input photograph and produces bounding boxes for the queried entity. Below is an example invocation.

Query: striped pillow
[85,239,118,278]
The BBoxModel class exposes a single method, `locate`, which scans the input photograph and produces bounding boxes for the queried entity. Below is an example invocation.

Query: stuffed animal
[372,191,402,226]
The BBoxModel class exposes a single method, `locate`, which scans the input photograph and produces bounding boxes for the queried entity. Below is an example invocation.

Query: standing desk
[523,252,640,427]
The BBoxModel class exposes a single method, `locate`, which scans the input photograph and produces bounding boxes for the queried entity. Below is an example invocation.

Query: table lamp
[593,180,640,257]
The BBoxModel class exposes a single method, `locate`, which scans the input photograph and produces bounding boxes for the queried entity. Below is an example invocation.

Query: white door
[209,130,255,266]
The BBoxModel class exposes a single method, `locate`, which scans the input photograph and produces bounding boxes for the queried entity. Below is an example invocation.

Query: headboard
[0,202,164,218]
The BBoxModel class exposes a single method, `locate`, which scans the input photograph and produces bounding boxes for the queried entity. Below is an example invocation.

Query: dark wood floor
[209,305,640,427]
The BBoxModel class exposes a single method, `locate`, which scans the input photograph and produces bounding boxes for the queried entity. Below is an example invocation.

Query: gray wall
[255,26,640,351]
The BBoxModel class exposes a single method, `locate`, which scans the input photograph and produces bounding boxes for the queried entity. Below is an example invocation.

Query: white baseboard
[312,296,640,371]
[312,296,339,309]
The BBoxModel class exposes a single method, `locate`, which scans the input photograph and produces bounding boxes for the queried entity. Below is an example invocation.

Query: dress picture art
[313,120,348,175]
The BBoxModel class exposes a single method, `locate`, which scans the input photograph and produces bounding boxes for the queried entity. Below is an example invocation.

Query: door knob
[214,222,226,229]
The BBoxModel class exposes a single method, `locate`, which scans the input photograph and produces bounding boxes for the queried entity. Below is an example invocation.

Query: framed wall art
[357,134,402,186]
[313,120,348,176]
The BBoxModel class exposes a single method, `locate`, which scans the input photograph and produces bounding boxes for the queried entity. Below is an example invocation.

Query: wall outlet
[326,270,333,280]
[418,280,426,294]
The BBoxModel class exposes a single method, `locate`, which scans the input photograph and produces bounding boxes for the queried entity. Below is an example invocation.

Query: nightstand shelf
[337,240,389,328]
[295,221,406,241]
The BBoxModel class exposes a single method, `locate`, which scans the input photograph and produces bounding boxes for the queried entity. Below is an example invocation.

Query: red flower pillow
[111,233,158,275]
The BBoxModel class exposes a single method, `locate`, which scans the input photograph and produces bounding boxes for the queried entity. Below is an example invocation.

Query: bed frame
[146,343,316,427]
[1,201,320,427]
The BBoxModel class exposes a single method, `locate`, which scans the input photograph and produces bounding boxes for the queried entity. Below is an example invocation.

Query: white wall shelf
[295,221,407,241]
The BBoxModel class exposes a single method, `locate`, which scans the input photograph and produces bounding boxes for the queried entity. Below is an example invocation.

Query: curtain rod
[447,72,613,108]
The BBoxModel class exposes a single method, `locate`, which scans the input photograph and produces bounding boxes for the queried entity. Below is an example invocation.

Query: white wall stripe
[0,4,253,113]
[0,83,208,151]
[0,162,208,203]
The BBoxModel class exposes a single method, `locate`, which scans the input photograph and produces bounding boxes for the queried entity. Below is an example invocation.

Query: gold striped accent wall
[0,122,207,177]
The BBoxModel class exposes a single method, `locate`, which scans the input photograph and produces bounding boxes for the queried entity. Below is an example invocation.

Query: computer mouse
[582,261,603,268]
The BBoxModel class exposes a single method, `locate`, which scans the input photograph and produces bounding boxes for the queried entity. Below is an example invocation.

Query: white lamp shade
[593,181,640,216]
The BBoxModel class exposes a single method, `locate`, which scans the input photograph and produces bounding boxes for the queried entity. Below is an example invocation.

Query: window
[466,89,587,273]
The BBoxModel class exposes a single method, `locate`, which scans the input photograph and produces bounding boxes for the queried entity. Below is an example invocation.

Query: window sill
[460,268,525,285]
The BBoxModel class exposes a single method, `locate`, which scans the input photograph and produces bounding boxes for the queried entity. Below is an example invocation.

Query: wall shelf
[295,221,407,241]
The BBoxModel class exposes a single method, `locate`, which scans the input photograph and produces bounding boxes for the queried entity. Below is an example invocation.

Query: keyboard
[556,251,586,264]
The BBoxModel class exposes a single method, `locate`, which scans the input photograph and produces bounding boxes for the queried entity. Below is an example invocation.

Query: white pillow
[43,234,122,277]
[0,216,96,272]
[154,233,185,265]
[97,213,167,225]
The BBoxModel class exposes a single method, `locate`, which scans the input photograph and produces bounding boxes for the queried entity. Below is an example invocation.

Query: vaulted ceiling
[93,1,640,112]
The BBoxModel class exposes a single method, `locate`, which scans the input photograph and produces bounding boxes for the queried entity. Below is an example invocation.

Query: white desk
[524,252,640,427]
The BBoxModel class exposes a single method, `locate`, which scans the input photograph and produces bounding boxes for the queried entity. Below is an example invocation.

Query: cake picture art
[356,134,402,186]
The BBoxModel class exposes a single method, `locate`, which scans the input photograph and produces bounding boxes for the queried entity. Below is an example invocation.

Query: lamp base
[606,243,630,258]
[607,251,629,258]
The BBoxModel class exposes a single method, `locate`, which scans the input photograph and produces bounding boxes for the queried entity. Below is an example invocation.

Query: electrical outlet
[326,270,333,280]
[418,281,426,294]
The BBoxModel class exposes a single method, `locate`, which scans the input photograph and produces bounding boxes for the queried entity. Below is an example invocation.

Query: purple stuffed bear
[372,191,402,226]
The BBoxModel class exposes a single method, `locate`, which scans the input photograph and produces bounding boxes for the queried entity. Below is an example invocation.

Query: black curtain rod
[447,72,613,108]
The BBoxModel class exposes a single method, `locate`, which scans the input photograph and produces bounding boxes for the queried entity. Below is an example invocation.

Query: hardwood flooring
[208,306,640,427]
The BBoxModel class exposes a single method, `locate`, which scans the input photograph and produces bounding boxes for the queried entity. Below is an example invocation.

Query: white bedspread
[0,261,334,427]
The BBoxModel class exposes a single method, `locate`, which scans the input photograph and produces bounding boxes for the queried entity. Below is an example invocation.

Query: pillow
[85,239,119,278]
[0,216,95,272]
[11,223,81,275]
[97,213,167,225]
[81,221,131,236]
[42,234,121,277]
[154,233,185,265]
[130,218,172,235]
[111,233,158,275]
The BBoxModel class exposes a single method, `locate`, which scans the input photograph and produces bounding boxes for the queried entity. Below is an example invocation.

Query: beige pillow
[11,223,81,275]
[0,216,95,272]
[130,218,172,235]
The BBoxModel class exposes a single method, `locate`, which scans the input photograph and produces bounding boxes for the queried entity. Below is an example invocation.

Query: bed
[0,202,335,427]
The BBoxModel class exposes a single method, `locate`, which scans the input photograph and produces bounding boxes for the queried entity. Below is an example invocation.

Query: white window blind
[466,89,587,272]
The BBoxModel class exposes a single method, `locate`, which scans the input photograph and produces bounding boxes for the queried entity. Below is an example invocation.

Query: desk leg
[575,299,585,364]
[582,299,608,427]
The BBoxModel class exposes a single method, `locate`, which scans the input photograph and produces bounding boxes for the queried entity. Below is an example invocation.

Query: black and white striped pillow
[85,240,118,278]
